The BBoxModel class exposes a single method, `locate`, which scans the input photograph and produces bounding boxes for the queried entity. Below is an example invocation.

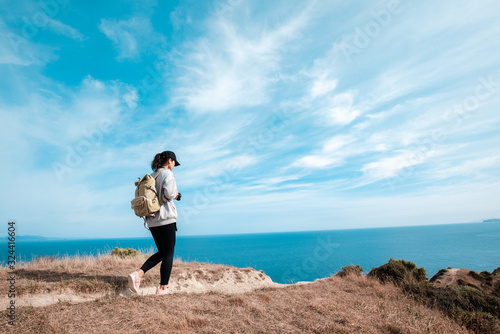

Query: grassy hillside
[0,253,494,333]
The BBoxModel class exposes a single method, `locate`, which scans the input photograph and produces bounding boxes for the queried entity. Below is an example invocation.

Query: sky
[1,0,499,239]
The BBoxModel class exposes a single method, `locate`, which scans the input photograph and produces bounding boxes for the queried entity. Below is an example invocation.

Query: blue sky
[1,0,499,239]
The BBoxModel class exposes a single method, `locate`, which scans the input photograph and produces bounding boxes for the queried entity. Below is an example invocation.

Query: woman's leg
[140,223,176,285]
[158,223,176,286]
[140,227,164,273]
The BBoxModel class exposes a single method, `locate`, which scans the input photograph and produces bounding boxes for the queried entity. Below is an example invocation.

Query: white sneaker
[128,271,141,294]
[156,286,172,295]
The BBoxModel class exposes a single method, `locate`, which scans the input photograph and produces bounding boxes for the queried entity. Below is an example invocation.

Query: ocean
[2,222,500,284]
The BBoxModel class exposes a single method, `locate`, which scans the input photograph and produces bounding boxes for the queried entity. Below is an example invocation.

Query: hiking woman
[128,150,181,295]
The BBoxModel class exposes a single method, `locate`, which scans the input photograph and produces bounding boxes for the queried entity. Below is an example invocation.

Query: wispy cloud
[289,135,352,169]
[99,16,164,60]
[0,19,57,66]
[46,17,85,40]
[310,76,338,99]
[171,2,313,113]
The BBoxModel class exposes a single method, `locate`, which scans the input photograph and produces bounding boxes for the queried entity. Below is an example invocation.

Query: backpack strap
[153,168,168,205]
[153,168,166,179]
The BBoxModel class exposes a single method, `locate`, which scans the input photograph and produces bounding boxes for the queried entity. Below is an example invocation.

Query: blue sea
[2,223,500,284]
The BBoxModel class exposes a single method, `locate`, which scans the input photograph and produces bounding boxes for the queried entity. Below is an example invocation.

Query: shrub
[469,270,494,289]
[459,311,499,334]
[403,283,500,333]
[492,281,500,299]
[369,259,500,333]
[367,258,427,285]
[430,269,448,283]
[413,267,427,282]
[110,247,141,258]
[336,265,363,278]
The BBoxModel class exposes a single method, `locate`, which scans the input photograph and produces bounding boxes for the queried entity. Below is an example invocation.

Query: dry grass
[1,254,470,334]
[0,253,157,296]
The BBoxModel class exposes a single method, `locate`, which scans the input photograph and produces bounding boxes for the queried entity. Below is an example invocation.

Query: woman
[128,150,181,295]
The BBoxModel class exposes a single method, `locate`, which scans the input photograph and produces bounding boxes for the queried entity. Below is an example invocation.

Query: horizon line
[2,219,497,241]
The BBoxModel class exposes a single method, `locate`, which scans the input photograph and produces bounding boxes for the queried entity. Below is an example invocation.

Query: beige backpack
[131,169,165,225]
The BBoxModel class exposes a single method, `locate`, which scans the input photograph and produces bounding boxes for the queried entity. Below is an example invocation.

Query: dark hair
[151,152,169,171]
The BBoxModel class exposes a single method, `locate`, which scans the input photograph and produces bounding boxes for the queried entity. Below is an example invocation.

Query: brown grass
[0,253,157,297]
[1,254,470,334]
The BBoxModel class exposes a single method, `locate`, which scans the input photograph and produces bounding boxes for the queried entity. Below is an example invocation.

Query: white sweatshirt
[146,168,178,228]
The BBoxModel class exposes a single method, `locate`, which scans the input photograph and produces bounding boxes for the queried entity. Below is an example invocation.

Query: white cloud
[171,5,313,113]
[0,73,147,237]
[182,179,500,235]
[361,154,415,180]
[328,106,360,125]
[0,75,137,170]
[432,156,500,181]
[295,156,339,169]
[253,175,301,187]
[123,89,139,109]
[323,92,361,125]
[170,5,192,29]
[310,76,338,98]
[47,18,84,40]
[323,136,348,152]
[99,16,164,60]
[0,18,57,66]
[180,150,255,188]
[290,135,352,170]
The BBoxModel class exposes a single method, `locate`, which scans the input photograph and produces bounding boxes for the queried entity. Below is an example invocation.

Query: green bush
[480,271,493,282]
[492,281,500,299]
[336,264,363,278]
[403,283,500,333]
[469,270,493,284]
[369,259,500,333]
[459,311,499,334]
[367,258,427,285]
[110,247,141,258]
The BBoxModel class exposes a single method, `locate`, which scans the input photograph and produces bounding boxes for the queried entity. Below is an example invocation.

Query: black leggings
[140,223,176,285]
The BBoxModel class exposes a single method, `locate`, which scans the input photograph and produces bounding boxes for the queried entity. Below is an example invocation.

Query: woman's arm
[161,171,178,201]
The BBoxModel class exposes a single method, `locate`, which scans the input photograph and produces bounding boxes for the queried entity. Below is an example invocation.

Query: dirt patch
[431,267,500,294]
[0,259,284,308]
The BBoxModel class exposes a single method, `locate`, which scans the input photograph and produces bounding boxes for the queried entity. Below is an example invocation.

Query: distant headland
[3,235,66,242]
[482,218,500,223]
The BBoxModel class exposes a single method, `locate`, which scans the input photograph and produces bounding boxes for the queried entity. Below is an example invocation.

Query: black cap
[162,151,180,166]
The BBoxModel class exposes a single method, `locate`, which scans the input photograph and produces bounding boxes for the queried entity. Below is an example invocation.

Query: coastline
[2,253,499,333]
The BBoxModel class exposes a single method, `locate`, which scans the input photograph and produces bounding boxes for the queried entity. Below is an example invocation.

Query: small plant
[492,281,500,299]
[367,258,427,285]
[469,270,494,288]
[110,247,141,258]
[336,265,363,278]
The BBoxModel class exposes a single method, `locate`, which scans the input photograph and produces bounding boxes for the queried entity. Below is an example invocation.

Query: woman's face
[166,158,176,170]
